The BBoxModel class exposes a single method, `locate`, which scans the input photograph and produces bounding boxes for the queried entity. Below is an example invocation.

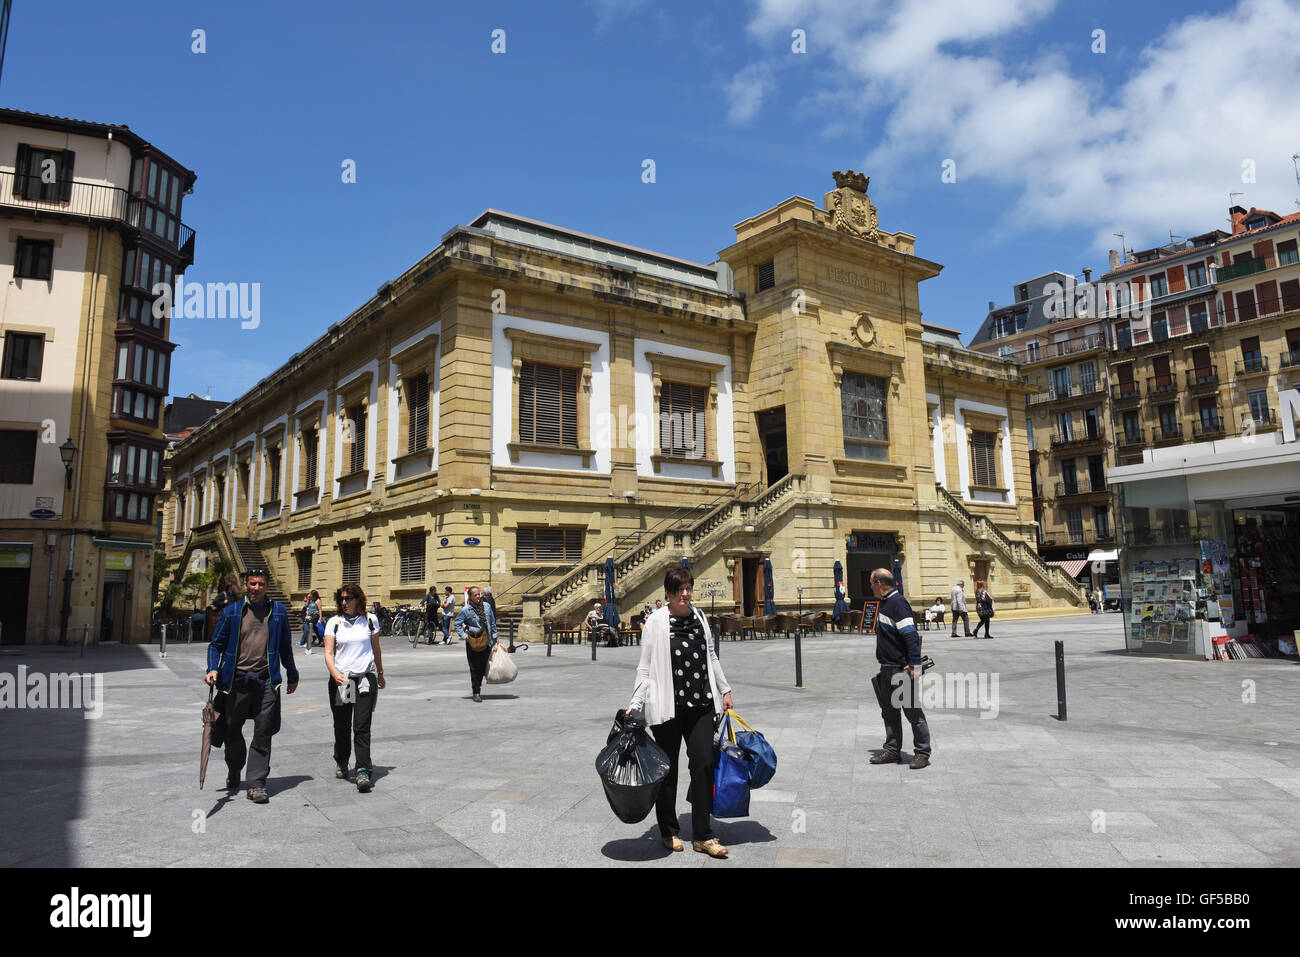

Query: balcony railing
[1216,257,1268,282]
[1241,409,1276,432]
[1050,431,1108,451]
[1191,416,1226,440]
[1028,379,1106,405]
[1146,375,1178,397]
[1219,295,1300,326]
[1234,356,1268,378]
[1054,477,1108,498]
[1116,430,1146,449]
[1278,349,1300,370]
[1111,382,1142,403]
[1152,423,1184,444]
[0,170,194,266]
[1185,367,1219,391]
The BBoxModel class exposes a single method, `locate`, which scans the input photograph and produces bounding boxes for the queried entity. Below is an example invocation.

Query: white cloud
[728,0,1300,251]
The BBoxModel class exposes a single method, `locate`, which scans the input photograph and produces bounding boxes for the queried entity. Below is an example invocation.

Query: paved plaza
[2,614,1298,867]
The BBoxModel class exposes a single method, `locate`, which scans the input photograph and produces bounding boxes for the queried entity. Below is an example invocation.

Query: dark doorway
[845,531,898,611]
[741,557,761,616]
[0,566,30,644]
[101,581,129,643]
[757,407,788,488]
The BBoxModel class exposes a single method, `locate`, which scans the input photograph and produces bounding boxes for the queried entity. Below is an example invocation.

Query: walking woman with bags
[454,585,496,702]
[300,590,323,650]
[324,583,385,792]
[627,565,733,859]
[972,582,995,639]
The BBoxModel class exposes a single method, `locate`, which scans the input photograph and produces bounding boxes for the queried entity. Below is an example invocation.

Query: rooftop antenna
[1113,232,1127,263]
[1292,153,1300,208]
[1228,191,1244,230]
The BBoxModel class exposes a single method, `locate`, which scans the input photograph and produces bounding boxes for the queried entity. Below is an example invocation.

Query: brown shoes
[662,836,684,852]
[693,838,728,858]
[869,751,901,764]
[246,787,269,803]
[909,754,931,770]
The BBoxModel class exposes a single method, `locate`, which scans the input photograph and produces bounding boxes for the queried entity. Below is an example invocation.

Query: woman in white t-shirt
[325,583,386,792]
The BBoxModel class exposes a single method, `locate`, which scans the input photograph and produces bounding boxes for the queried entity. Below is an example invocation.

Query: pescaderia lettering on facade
[826,266,889,296]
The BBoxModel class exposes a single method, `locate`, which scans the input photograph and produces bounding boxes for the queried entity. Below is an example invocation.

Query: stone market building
[159,172,1081,647]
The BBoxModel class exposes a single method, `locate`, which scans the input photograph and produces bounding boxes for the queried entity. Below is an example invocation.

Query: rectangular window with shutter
[340,543,361,585]
[268,445,281,500]
[519,362,578,447]
[970,431,998,488]
[297,550,312,590]
[515,527,584,563]
[659,381,707,457]
[14,145,75,203]
[302,429,318,488]
[406,373,429,452]
[348,403,367,473]
[15,238,54,280]
[399,532,427,583]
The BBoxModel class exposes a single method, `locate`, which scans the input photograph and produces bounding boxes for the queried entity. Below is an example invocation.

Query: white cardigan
[628,606,730,726]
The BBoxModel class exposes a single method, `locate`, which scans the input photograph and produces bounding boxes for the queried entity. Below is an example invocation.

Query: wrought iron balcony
[1028,379,1106,406]
[1146,375,1178,397]
[1185,367,1219,393]
[1240,409,1277,433]
[1110,382,1142,405]
[1191,416,1226,440]
[1116,430,1146,449]
[1216,257,1267,282]
[1279,349,1300,370]
[1050,431,1108,452]
[1054,477,1108,498]
[1234,356,1269,378]
[0,170,194,268]
[1152,423,1184,445]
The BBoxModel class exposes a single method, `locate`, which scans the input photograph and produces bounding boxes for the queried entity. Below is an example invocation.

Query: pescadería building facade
[160,172,1081,645]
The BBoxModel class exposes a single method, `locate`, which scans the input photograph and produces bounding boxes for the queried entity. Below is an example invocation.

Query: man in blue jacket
[204,568,298,802]
[867,568,931,769]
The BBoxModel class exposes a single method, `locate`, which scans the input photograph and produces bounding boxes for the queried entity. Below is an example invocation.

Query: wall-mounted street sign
[440,538,450,547]
[29,509,56,520]
[463,537,481,546]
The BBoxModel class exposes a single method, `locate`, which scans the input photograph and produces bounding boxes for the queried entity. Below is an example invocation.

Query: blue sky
[6,0,1300,401]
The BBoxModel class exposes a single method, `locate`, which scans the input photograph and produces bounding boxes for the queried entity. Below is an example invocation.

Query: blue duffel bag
[728,709,777,789]
[713,713,751,818]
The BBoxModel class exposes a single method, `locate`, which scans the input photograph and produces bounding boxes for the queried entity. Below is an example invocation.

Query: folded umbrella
[200,685,216,789]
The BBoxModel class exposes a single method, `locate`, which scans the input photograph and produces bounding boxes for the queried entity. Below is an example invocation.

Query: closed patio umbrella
[603,557,620,631]
[893,558,905,602]
[762,558,777,615]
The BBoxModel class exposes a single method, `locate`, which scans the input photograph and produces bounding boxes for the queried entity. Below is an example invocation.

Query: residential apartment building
[967,271,1115,571]
[1100,205,1300,467]
[0,109,195,643]
[160,172,1082,647]
[968,203,1300,584]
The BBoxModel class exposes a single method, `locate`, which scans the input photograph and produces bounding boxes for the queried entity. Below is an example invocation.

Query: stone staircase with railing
[172,520,288,604]
[932,483,1083,604]
[532,473,808,621]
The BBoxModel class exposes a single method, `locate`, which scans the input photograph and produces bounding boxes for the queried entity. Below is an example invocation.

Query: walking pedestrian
[627,566,733,858]
[204,568,299,803]
[950,579,973,637]
[421,585,441,645]
[324,584,385,792]
[440,586,455,644]
[454,585,497,702]
[972,582,995,639]
[300,590,322,649]
[868,568,930,770]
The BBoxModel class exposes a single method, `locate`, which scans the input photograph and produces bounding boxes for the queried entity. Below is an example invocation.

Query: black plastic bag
[595,709,671,824]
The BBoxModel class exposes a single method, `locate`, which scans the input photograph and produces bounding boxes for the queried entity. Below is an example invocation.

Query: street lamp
[59,439,76,490]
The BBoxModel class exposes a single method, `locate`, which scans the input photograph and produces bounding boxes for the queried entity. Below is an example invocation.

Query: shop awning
[1047,559,1089,578]
[1086,549,1119,563]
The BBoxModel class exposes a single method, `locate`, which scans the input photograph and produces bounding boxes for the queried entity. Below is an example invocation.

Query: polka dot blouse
[669,612,712,709]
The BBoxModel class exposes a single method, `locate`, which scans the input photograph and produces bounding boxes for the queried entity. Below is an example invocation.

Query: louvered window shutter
[520,362,577,447]
[407,374,429,451]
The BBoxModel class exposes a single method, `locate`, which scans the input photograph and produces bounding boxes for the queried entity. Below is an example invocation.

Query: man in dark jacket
[204,568,298,803]
[868,568,931,769]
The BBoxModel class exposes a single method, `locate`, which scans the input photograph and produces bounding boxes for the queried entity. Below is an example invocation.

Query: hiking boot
[356,769,372,793]
[909,754,931,770]
[869,751,901,764]
[246,787,269,803]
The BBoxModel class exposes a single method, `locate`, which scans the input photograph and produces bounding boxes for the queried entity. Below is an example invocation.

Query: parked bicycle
[390,604,428,647]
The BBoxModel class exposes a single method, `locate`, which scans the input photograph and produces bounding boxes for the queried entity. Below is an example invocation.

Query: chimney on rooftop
[988,300,995,311]
[1108,250,1119,271]
[1082,267,1092,283]
[1230,206,1247,235]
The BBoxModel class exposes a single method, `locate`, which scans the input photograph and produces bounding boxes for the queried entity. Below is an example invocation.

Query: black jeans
[650,707,715,841]
[973,614,992,638]
[328,674,378,772]
[224,671,281,789]
[950,610,971,636]
[876,665,931,758]
[465,642,491,694]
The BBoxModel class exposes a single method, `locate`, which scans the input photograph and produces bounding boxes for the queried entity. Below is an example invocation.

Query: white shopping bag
[485,644,518,684]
